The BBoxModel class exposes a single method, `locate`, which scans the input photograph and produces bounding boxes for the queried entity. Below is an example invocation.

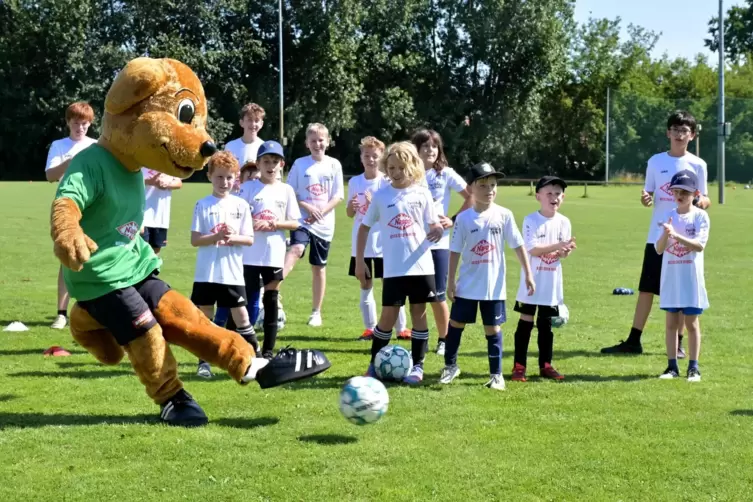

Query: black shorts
[142,227,168,248]
[431,249,450,302]
[244,265,283,288]
[191,282,248,308]
[451,297,506,326]
[382,275,437,307]
[348,257,384,280]
[77,270,169,345]
[513,302,560,319]
[638,243,662,295]
[289,227,331,267]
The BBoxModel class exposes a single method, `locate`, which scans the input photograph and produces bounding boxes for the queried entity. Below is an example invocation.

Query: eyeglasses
[669,127,693,136]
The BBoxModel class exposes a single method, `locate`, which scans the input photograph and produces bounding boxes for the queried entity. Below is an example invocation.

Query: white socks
[397,306,407,333]
[241,357,270,383]
[360,288,377,329]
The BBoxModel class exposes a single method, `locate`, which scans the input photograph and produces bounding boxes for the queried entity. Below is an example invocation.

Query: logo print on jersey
[387,213,414,230]
[540,252,560,265]
[660,182,673,195]
[471,240,496,256]
[306,183,326,196]
[255,209,277,221]
[116,221,139,240]
[666,242,690,257]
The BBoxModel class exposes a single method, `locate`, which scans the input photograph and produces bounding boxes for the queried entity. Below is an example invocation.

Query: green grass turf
[1,180,752,501]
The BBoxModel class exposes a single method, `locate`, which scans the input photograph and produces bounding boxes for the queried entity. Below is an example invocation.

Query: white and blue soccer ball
[551,304,569,328]
[255,306,286,331]
[374,344,412,381]
[339,376,389,425]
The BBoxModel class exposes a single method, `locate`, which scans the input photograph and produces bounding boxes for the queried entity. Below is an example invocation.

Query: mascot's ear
[105,57,169,115]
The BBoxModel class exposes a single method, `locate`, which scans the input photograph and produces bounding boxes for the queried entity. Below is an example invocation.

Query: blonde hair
[207,151,239,175]
[305,122,329,139]
[240,103,265,121]
[379,142,425,184]
[360,136,385,152]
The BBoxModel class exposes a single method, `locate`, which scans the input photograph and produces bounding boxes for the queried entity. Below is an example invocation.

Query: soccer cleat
[50,314,67,329]
[438,364,460,384]
[196,362,213,379]
[307,312,322,327]
[357,329,374,341]
[397,330,411,340]
[687,367,702,382]
[485,374,506,391]
[435,340,446,356]
[403,365,424,385]
[600,340,643,354]
[659,367,680,379]
[677,346,686,359]
[159,389,208,427]
[255,346,331,389]
[511,362,527,382]
[540,363,564,381]
[364,363,377,378]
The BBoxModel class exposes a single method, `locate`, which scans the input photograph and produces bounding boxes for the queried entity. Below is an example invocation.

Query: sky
[573,0,747,61]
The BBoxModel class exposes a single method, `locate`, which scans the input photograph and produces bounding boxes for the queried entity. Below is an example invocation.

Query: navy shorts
[382,275,437,307]
[431,249,450,302]
[77,270,169,345]
[289,227,331,267]
[662,307,704,316]
[191,282,248,309]
[638,243,662,295]
[348,257,384,280]
[451,297,506,326]
[142,227,168,248]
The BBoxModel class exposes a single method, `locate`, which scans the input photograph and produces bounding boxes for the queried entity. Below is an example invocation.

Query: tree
[706,0,753,64]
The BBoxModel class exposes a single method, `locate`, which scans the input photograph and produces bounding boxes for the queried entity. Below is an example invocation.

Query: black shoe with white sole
[256,346,331,389]
[160,389,208,427]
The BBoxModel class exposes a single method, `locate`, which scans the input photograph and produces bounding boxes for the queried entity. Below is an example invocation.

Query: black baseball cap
[669,169,698,192]
[466,162,505,184]
[536,175,567,192]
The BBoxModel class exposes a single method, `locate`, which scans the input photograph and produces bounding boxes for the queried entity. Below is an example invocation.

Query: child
[511,176,575,382]
[238,141,301,359]
[224,103,265,166]
[357,142,443,384]
[602,110,710,356]
[439,163,535,390]
[284,123,344,327]
[191,152,257,379]
[411,129,472,356]
[141,168,182,255]
[654,170,709,382]
[45,101,97,330]
[347,136,409,341]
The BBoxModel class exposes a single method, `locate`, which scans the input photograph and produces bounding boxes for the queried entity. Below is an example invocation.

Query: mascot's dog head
[99,57,217,178]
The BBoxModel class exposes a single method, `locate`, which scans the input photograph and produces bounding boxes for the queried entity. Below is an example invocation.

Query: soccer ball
[339,376,389,425]
[374,345,412,381]
[551,304,569,328]
[255,306,286,331]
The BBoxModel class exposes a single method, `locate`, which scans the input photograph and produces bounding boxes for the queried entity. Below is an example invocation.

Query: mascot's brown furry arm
[50,57,330,427]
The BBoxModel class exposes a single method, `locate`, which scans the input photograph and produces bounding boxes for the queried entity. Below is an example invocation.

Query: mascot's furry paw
[51,198,98,271]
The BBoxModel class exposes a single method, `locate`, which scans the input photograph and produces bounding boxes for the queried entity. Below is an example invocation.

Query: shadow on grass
[0,348,88,356]
[214,416,280,429]
[298,434,358,445]
[459,349,662,359]
[0,412,281,429]
[433,372,654,384]
[0,395,18,402]
[276,335,360,344]
[11,368,238,382]
[730,410,753,417]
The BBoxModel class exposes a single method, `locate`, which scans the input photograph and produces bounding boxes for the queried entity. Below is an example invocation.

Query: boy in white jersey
[602,110,710,355]
[439,163,535,390]
[190,152,256,378]
[511,176,575,382]
[284,123,345,327]
[45,101,97,330]
[141,168,182,254]
[357,142,443,385]
[347,136,409,341]
[238,141,301,359]
[412,129,472,355]
[654,170,709,382]
[224,103,265,167]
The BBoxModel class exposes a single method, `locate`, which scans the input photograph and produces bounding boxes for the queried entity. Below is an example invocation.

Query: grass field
[1,180,752,501]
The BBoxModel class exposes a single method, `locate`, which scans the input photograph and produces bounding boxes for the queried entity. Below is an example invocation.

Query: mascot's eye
[177,99,195,124]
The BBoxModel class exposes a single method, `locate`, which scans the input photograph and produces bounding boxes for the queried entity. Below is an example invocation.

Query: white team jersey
[348,173,391,258]
[238,179,301,268]
[224,137,264,165]
[191,194,253,286]
[45,137,97,171]
[644,152,708,244]
[656,208,710,309]
[450,204,524,301]
[362,184,439,278]
[141,168,178,229]
[424,167,467,249]
[287,155,344,241]
[515,211,571,306]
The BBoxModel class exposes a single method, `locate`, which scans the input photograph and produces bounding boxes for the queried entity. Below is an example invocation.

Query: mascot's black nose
[200,141,217,158]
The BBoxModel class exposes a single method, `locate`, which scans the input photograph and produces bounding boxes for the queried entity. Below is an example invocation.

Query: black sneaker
[687,367,701,382]
[600,340,643,354]
[160,389,208,427]
[658,367,680,380]
[256,346,331,389]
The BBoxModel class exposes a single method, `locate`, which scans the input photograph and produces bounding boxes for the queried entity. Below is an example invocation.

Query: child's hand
[525,275,536,296]
[354,260,368,282]
[348,195,361,212]
[308,207,324,222]
[156,176,170,189]
[661,217,675,238]
[447,281,456,302]
[253,220,274,231]
[641,190,653,207]
[364,190,372,203]
[438,215,454,229]
[427,223,443,243]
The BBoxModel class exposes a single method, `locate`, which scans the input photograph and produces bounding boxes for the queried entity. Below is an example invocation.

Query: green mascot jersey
[55,144,162,301]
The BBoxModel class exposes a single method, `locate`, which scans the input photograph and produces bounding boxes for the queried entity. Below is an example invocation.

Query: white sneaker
[196,362,213,379]
[485,374,506,391]
[435,340,446,356]
[50,315,67,329]
[307,312,322,327]
[438,364,460,384]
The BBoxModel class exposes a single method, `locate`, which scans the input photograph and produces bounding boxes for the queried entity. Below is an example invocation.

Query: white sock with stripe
[396,306,407,333]
[359,288,377,329]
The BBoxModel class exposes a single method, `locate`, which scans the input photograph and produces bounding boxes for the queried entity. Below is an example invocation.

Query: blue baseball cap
[669,169,698,191]
[257,141,284,159]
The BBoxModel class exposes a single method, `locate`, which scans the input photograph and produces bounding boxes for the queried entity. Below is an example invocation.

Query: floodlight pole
[278,0,285,146]
[605,88,610,184]
[718,0,726,204]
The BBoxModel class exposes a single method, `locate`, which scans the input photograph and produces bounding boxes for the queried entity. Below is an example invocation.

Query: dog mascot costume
[50,57,330,427]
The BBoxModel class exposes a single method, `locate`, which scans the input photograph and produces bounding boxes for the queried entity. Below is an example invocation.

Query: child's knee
[288,244,304,259]
[519,314,534,323]
[449,319,465,329]
[483,325,500,336]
